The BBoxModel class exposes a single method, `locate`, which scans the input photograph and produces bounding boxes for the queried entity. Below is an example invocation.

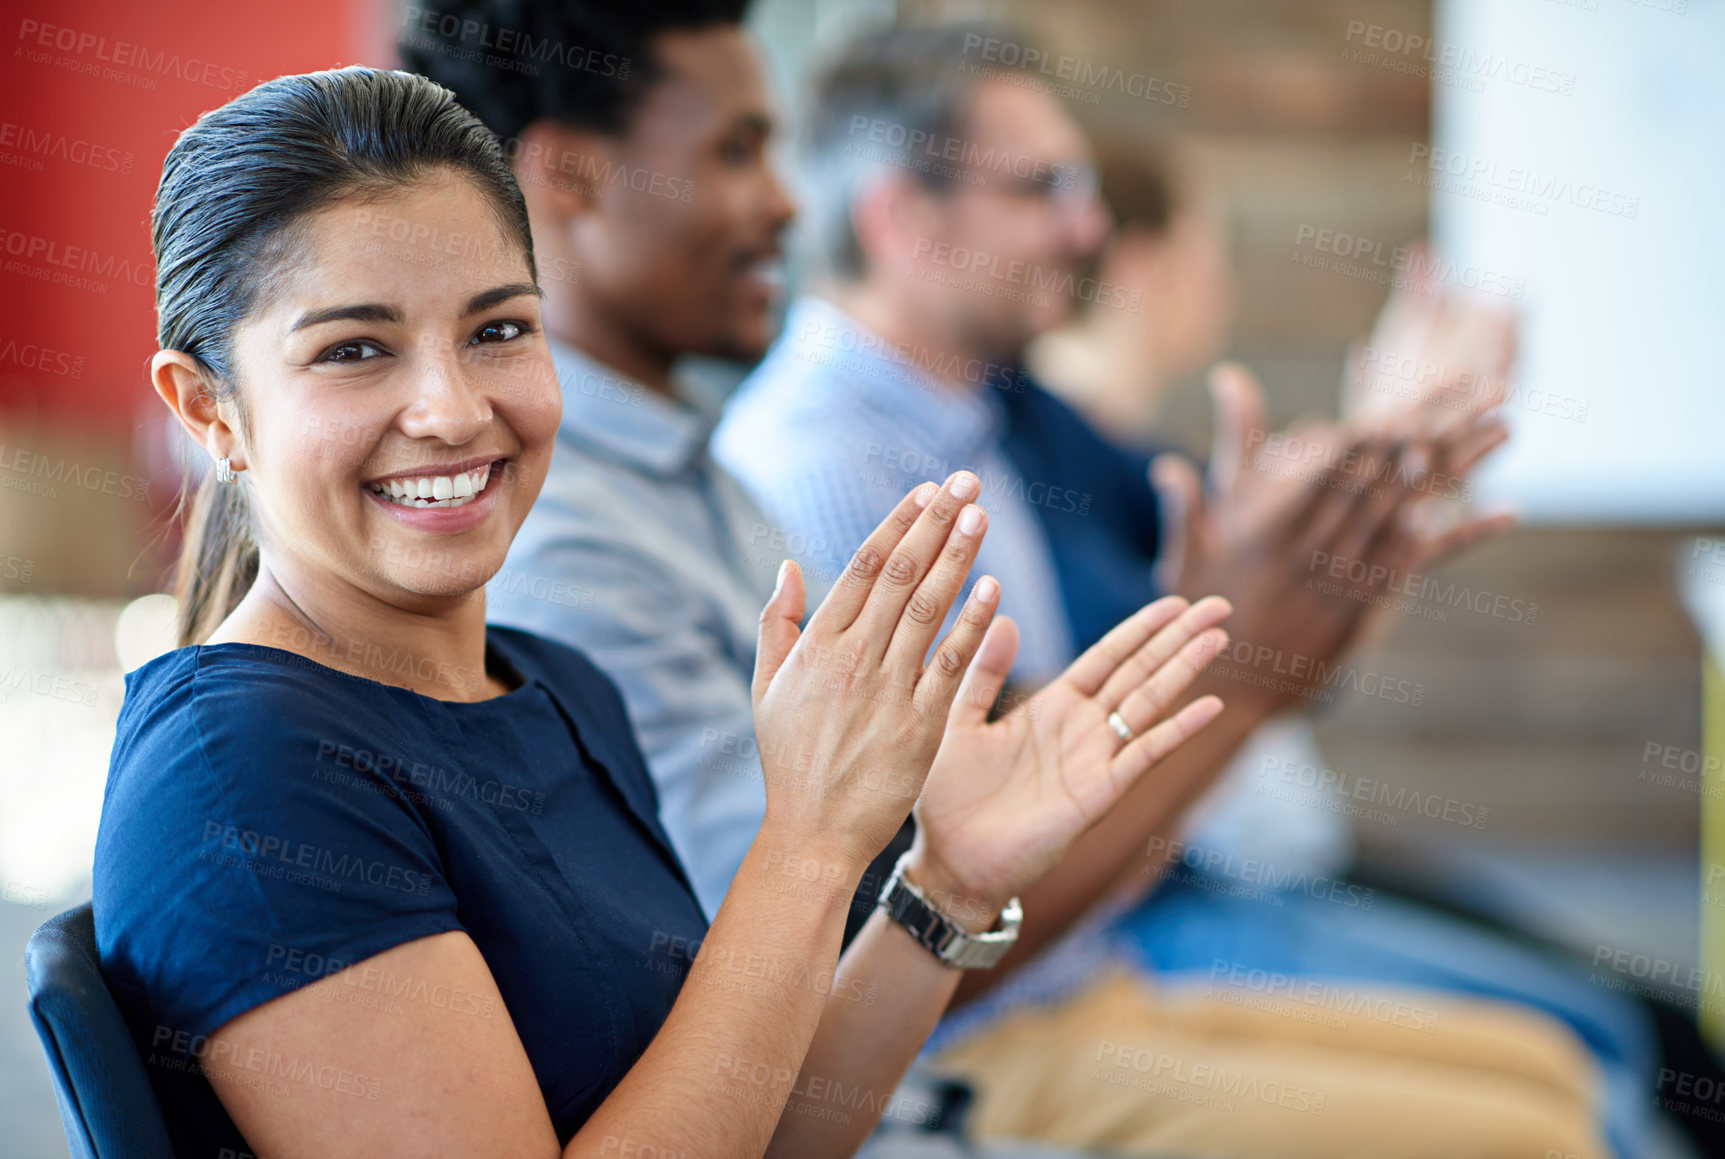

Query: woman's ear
[152,350,244,469]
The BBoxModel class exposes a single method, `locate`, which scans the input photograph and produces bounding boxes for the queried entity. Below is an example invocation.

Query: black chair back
[25,902,176,1159]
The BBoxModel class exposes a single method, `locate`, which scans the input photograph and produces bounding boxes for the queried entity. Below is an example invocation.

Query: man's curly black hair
[398,0,752,145]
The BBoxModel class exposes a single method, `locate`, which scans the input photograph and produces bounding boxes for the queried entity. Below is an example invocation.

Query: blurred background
[1,0,1719,1154]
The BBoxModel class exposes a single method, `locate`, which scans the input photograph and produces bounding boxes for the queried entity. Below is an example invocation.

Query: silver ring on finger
[1106,710,1135,743]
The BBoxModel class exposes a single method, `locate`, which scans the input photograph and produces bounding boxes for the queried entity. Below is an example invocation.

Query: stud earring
[215,457,237,484]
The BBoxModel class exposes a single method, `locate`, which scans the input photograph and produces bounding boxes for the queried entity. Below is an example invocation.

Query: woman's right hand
[750,471,997,872]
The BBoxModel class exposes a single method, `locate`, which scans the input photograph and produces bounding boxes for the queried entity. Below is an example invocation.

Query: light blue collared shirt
[487,336,779,919]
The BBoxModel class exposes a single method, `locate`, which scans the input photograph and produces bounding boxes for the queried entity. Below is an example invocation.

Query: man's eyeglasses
[932,160,1100,210]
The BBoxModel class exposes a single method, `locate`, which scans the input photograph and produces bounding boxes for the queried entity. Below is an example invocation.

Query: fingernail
[913,483,936,508]
[950,471,980,501]
[958,505,983,535]
[975,576,999,602]
[773,559,789,596]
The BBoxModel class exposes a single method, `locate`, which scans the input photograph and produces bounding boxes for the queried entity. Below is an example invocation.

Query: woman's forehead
[256,180,533,327]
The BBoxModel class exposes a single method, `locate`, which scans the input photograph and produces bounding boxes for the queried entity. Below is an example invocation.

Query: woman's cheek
[504,374,564,483]
[296,407,390,462]
[527,378,562,443]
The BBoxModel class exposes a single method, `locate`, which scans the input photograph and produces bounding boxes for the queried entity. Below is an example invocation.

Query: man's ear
[152,350,243,470]
[849,172,944,272]
[512,119,610,226]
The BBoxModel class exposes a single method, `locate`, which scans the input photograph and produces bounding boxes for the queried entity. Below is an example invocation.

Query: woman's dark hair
[153,66,534,646]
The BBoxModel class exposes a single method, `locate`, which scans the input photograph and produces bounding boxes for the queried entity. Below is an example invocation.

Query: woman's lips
[363,458,507,534]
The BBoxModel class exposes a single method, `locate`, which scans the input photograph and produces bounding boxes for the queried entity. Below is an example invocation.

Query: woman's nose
[396,349,494,442]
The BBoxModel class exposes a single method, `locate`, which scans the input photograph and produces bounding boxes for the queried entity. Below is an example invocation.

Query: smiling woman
[87,64,1231,1159]
[147,73,554,654]
[197,183,555,643]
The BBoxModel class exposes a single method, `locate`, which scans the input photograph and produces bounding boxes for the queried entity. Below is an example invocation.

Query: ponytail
[172,464,257,647]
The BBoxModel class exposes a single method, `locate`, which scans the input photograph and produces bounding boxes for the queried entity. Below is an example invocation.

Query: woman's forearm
[766,855,992,1157]
[568,829,867,1159]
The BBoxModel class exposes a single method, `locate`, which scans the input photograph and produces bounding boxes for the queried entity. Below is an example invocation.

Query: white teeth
[367,463,495,509]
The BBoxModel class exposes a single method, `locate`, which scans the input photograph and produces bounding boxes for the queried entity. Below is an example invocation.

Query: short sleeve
[94,649,465,1046]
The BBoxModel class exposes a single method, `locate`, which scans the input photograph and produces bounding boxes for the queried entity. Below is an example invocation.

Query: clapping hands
[1147,259,1520,719]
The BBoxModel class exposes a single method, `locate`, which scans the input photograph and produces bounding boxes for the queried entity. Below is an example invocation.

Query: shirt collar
[548,334,715,477]
[781,296,1005,454]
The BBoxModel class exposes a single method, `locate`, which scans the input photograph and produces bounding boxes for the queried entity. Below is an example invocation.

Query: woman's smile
[362,455,512,533]
[365,454,504,507]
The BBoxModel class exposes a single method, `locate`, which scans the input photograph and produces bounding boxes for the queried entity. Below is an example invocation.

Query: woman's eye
[719,139,754,166]
[471,320,528,345]
[320,339,386,363]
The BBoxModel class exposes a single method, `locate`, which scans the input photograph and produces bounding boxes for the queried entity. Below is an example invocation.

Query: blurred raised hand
[1344,240,1519,434]
[1150,354,1515,718]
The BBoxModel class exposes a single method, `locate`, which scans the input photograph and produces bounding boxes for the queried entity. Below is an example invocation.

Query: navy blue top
[997,380,1168,654]
[92,626,708,1157]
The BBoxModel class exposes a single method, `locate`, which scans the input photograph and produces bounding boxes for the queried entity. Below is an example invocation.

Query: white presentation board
[1433,0,1725,523]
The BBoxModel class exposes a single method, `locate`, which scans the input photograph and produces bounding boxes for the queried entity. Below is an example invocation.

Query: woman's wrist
[896,846,1009,936]
[746,817,875,911]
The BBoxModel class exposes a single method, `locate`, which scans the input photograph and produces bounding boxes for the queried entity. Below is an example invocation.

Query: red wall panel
[0,0,385,434]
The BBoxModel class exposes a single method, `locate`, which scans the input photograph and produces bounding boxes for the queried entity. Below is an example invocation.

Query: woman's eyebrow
[290,303,404,332]
[286,284,540,333]
[464,282,543,316]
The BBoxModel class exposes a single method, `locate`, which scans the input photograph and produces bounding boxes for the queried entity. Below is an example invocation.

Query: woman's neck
[205,560,508,701]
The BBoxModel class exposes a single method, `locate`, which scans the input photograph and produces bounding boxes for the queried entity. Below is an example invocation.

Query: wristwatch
[876,853,1022,969]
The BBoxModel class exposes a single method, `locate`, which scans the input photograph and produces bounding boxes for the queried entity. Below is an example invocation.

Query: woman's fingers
[948,615,1021,729]
[855,472,986,667]
[1108,627,1231,741]
[751,560,806,708]
[1091,600,1230,714]
[880,504,991,672]
[912,575,1001,719]
[1108,695,1226,794]
[1061,595,1195,698]
[808,480,940,634]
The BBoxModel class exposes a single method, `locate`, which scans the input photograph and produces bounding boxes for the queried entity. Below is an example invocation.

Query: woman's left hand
[904,595,1232,925]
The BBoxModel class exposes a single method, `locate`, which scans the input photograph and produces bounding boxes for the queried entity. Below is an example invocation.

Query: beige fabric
[934,970,1608,1159]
